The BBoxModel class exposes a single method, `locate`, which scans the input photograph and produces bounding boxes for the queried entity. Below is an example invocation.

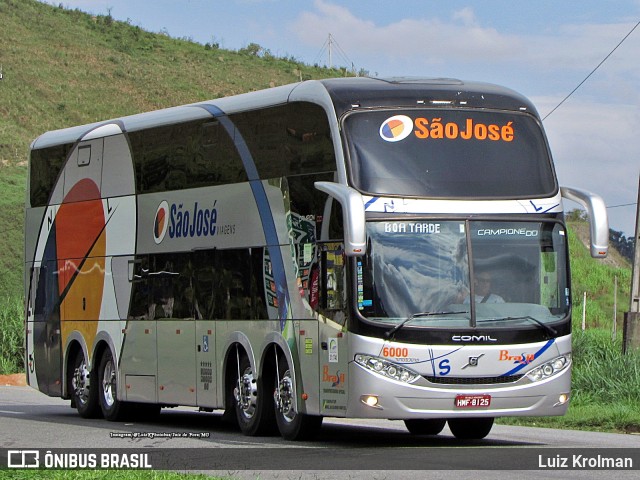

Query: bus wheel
[404,419,446,435]
[233,352,276,436]
[274,353,322,440]
[98,348,129,421]
[70,351,100,419]
[447,417,494,440]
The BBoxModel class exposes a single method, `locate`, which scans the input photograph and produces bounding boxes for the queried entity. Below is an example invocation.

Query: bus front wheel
[274,353,322,440]
[447,417,494,440]
[404,418,446,435]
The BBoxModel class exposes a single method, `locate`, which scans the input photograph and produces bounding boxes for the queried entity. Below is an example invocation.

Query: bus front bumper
[346,360,571,419]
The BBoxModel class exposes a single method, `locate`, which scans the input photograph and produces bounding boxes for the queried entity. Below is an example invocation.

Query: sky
[42,0,640,236]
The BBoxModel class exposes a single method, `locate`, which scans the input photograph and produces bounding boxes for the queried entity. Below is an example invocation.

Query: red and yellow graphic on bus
[56,179,106,352]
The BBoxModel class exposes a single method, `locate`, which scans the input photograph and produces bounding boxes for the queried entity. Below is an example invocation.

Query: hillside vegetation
[0,0,348,296]
[567,222,631,330]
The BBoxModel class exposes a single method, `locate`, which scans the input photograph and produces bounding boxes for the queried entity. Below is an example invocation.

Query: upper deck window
[343,109,557,198]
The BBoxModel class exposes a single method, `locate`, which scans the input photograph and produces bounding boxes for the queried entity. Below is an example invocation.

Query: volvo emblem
[462,354,485,369]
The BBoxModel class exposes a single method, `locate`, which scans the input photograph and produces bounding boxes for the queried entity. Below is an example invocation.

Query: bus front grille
[424,375,523,385]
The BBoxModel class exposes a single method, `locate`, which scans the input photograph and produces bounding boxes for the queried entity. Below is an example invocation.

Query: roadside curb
[0,373,27,386]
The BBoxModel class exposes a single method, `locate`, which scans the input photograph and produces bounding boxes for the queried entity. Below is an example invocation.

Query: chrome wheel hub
[72,361,90,405]
[275,369,295,423]
[102,360,116,407]
[234,367,257,419]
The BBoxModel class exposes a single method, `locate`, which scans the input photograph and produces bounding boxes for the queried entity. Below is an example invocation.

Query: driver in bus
[463,271,505,304]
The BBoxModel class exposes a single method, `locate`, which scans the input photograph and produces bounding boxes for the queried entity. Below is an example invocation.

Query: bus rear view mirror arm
[315,181,367,256]
[560,186,609,258]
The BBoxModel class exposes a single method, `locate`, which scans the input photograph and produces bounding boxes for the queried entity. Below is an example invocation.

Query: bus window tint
[357,220,569,327]
[230,102,336,179]
[344,109,557,198]
[130,119,247,193]
[129,249,268,321]
[29,144,73,207]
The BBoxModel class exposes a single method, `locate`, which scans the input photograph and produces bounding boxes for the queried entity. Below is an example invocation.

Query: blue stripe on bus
[193,104,290,328]
[364,197,379,210]
[501,338,555,376]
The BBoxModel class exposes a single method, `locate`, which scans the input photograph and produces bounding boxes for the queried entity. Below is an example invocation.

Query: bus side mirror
[560,186,609,258]
[314,181,366,256]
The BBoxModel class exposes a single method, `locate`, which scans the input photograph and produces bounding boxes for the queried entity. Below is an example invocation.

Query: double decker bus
[25,77,608,440]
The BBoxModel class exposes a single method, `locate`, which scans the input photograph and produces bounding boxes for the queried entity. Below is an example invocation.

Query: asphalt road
[1,385,639,479]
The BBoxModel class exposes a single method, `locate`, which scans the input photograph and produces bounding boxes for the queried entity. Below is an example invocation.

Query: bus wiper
[384,310,468,339]
[492,316,558,338]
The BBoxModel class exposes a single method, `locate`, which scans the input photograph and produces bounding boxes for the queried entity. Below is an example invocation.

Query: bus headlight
[526,354,571,382]
[354,354,420,384]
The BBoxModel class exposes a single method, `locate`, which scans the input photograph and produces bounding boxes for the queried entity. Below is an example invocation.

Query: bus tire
[69,351,101,419]
[274,353,323,441]
[447,417,494,440]
[97,348,131,421]
[233,352,276,436]
[404,418,446,435]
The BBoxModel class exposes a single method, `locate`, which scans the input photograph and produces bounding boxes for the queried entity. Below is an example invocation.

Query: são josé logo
[153,201,170,244]
[154,200,219,244]
[379,115,413,142]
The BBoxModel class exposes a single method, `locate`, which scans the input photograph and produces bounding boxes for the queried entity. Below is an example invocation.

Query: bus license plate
[454,394,491,408]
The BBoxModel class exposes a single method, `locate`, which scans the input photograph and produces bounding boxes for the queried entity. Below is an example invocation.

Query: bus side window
[29,143,72,207]
[211,248,268,320]
[130,119,246,194]
[189,250,216,320]
[230,102,336,180]
[540,251,560,309]
[128,256,150,319]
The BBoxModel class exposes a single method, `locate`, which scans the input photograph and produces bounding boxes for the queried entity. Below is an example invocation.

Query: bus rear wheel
[274,353,322,440]
[69,351,100,419]
[233,351,276,436]
[404,418,446,435]
[98,348,131,421]
[447,417,494,440]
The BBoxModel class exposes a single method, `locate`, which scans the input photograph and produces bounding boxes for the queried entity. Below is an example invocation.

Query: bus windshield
[344,109,557,198]
[356,220,569,330]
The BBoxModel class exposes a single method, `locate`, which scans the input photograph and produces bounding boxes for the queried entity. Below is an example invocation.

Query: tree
[609,229,635,263]
[239,43,263,57]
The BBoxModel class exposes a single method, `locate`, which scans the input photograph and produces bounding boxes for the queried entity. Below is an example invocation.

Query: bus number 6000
[383,347,409,358]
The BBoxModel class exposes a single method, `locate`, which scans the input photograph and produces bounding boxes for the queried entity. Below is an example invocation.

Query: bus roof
[31,77,539,150]
[317,77,539,118]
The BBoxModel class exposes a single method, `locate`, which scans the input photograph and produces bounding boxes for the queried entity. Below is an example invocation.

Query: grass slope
[567,222,631,330]
[0,0,347,296]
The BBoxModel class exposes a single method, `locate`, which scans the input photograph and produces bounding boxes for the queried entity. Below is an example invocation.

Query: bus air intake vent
[424,375,523,385]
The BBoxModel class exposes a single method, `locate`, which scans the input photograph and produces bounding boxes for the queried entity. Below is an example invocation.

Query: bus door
[317,242,349,416]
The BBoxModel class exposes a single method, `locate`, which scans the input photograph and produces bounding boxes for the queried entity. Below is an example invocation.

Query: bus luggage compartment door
[157,320,197,405]
[319,323,348,416]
